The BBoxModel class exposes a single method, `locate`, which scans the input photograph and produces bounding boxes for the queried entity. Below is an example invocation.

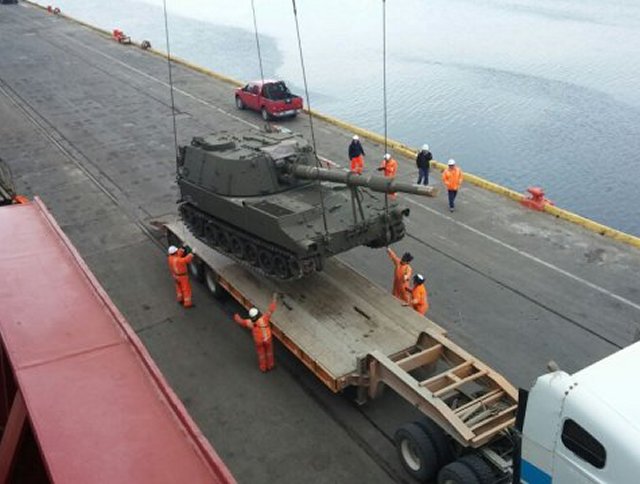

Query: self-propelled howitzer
[176,130,437,280]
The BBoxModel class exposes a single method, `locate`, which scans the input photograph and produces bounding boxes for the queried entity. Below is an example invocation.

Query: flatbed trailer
[167,220,521,482]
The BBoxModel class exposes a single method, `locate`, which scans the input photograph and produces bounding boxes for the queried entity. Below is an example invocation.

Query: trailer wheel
[394,422,439,482]
[416,417,454,469]
[437,454,494,484]
[204,266,228,300]
[188,255,205,282]
[457,454,494,484]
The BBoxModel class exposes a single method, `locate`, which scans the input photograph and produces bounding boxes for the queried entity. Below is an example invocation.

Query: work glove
[182,245,192,255]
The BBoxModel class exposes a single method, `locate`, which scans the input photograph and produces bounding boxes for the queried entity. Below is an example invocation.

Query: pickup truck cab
[235,80,303,121]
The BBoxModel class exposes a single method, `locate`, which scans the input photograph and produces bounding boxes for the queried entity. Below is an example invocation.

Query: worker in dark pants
[442,159,463,212]
[233,293,279,372]
[416,144,432,185]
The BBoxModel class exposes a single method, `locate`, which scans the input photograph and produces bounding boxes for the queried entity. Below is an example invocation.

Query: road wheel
[261,107,270,121]
[235,96,244,110]
[394,422,439,482]
[258,249,275,274]
[243,242,259,266]
[230,235,245,259]
[437,454,494,484]
[273,255,291,279]
[416,417,454,469]
[204,266,228,300]
[188,255,205,282]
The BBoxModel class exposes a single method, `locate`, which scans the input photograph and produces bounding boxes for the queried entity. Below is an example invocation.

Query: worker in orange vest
[348,135,366,175]
[378,153,398,199]
[442,159,463,212]
[387,248,413,303]
[405,273,429,315]
[167,245,195,308]
[234,294,279,372]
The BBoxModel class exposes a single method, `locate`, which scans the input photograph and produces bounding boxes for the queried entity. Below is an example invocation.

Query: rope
[250,0,266,87]
[291,0,329,237]
[162,0,179,162]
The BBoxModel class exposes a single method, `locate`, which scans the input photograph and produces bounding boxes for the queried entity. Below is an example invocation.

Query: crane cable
[162,0,180,163]
[382,0,391,239]
[290,0,329,238]
[250,0,266,88]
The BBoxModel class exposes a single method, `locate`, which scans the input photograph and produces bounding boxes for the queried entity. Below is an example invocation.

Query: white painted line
[405,197,640,313]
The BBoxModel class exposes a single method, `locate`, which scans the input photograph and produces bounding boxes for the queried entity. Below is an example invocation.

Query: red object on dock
[521,186,553,211]
[0,199,235,483]
[112,29,131,44]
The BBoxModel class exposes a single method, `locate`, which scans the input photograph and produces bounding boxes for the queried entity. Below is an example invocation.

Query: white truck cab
[520,342,640,483]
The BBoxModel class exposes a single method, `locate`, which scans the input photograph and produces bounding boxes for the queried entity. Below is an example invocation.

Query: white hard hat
[384,153,391,160]
[448,159,456,166]
[168,245,178,255]
[248,307,259,318]
[352,135,359,141]
[422,144,429,151]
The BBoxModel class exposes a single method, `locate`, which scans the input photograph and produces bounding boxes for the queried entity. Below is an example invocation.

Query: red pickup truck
[235,80,303,121]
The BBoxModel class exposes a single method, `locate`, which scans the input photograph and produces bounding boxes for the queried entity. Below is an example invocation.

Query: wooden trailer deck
[167,220,446,388]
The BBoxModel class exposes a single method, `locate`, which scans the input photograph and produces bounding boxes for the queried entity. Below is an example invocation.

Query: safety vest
[411,284,428,315]
[381,158,398,178]
[442,166,463,190]
[251,316,272,344]
[168,252,193,278]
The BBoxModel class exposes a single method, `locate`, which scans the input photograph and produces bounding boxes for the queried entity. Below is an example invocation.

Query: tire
[437,454,494,484]
[235,96,244,110]
[437,461,479,484]
[416,418,454,469]
[188,255,205,282]
[394,422,439,482]
[261,107,270,121]
[457,454,494,484]
[204,266,228,300]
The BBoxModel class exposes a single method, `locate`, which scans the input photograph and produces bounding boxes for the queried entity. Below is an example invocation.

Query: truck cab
[520,342,640,483]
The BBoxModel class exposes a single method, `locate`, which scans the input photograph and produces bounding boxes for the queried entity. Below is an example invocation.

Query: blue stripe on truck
[521,459,552,484]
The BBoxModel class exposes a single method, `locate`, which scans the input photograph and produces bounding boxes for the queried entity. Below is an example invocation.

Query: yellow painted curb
[24,1,640,249]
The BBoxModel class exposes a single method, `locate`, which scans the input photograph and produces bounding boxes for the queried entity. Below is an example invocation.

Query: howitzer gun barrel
[288,165,438,197]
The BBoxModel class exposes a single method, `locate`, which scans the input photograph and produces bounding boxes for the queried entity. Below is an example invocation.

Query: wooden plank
[419,360,474,390]
[396,344,443,371]
[433,369,489,397]
[469,405,518,432]
[471,418,517,446]
[454,389,504,416]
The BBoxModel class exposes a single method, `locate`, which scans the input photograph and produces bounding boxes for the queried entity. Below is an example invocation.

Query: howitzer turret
[176,130,437,280]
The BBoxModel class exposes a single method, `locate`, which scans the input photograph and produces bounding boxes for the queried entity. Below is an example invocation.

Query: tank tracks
[179,203,320,280]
